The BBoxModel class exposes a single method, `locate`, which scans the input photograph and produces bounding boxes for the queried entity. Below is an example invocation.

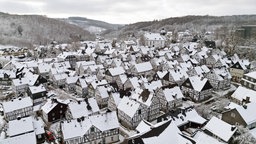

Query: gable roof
[117,97,140,118]
[107,67,125,76]
[162,86,184,102]
[204,117,236,142]
[185,76,212,92]
[231,86,256,103]
[235,103,256,125]
[134,62,153,73]
[2,97,33,113]
[127,120,194,144]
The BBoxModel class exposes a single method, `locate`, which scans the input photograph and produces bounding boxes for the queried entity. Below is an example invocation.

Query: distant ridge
[103,15,256,39]
[61,17,123,34]
[0,12,95,47]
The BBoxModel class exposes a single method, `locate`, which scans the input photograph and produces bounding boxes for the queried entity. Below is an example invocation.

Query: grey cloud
[0,0,256,23]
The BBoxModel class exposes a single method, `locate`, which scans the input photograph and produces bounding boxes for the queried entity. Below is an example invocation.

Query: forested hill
[0,13,95,47]
[103,15,256,39]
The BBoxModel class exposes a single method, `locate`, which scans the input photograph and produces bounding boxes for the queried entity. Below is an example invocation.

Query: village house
[94,85,111,109]
[115,74,127,90]
[181,75,213,102]
[52,73,68,88]
[2,97,33,121]
[132,89,161,122]
[230,61,249,82]
[65,76,79,93]
[0,69,16,85]
[230,86,256,105]
[206,67,231,90]
[241,71,256,90]
[130,62,153,79]
[75,77,88,97]
[6,116,45,143]
[120,40,137,50]
[37,63,51,79]
[203,116,237,143]
[169,107,207,132]
[61,111,119,144]
[105,67,125,83]
[157,86,184,111]
[27,84,47,105]
[108,92,122,111]
[41,98,68,123]
[87,79,108,97]
[66,98,100,119]
[117,96,147,129]
[57,52,78,69]
[125,119,195,144]
[143,32,166,48]
[222,102,256,129]
[75,61,96,75]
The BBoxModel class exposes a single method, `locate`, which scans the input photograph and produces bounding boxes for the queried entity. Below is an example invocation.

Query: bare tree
[17,25,23,36]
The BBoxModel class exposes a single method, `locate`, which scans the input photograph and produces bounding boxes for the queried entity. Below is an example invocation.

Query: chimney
[231,126,236,131]
[246,96,250,103]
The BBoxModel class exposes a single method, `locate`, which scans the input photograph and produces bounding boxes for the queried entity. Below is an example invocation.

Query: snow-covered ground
[0,114,6,140]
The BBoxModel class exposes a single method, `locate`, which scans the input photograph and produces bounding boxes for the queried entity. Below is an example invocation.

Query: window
[60,110,62,114]
[235,122,240,126]
[52,113,55,116]
[231,113,236,118]
[111,137,114,141]
[38,134,42,139]
[138,109,141,115]
[91,127,95,132]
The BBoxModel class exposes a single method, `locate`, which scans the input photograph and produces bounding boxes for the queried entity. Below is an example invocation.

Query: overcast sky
[0,0,256,24]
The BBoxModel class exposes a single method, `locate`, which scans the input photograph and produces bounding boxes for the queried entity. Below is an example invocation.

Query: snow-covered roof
[12,78,29,87]
[77,78,88,88]
[162,86,184,102]
[97,86,111,98]
[0,132,36,144]
[68,98,99,119]
[8,116,34,137]
[110,92,122,106]
[144,80,162,92]
[188,75,210,92]
[38,63,51,74]
[134,62,153,73]
[0,69,16,79]
[194,131,226,144]
[62,111,119,140]
[171,108,206,127]
[61,117,92,140]
[170,69,188,82]
[90,79,107,89]
[131,89,154,107]
[2,97,33,113]
[28,84,46,94]
[66,76,79,84]
[236,103,256,125]
[157,71,168,79]
[41,98,66,114]
[53,73,68,81]
[204,116,236,142]
[108,67,125,76]
[231,86,256,103]
[141,120,193,144]
[90,111,119,132]
[32,117,45,135]
[144,32,166,41]
[244,71,256,79]
[118,97,140,118]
